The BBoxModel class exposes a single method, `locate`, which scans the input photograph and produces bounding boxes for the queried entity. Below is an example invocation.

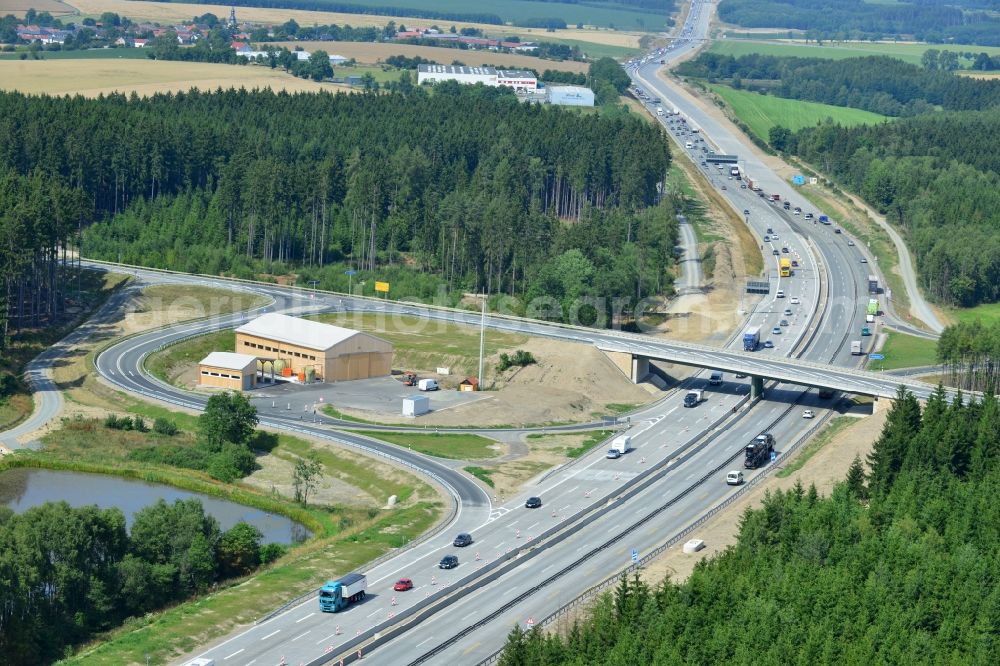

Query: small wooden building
[459,376,479,392]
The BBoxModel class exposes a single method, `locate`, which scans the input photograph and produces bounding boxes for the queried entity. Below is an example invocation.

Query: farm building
[547,85,595,107]
[198,352,258,390]
[235,313,392,382]
[416,65,537,91]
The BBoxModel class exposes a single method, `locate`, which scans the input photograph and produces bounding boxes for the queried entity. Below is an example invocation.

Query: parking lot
[248,376,489,418]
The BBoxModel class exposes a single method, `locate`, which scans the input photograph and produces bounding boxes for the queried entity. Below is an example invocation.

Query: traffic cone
[335,625,341,635]
[475,551,480,561]
[431,575,436,585]
[516,529,520,539]
[391,596,397,606]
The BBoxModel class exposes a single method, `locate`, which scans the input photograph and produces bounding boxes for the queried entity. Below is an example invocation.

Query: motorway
[37,5,939,665]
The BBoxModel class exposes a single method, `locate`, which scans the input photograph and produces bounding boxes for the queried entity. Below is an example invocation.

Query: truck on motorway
[744,433,774,469]
[866,314,875,324]
[851,340,863,355]
[683,389,704,407]
[770,193,781,202]
[671,107,680,115]
[779,257,792,277]
[656,106,664,116]
[319,573,367,612]
[610,434,633,454]
[868,274,879,294]
[867,299,879,317]
[743,326,761,351]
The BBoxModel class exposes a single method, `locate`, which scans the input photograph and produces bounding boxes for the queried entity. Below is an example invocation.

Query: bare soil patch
[641,408,886,585]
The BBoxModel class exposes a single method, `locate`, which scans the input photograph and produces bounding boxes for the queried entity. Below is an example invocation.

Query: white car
[802,409,815,419]
[790,297,800,304]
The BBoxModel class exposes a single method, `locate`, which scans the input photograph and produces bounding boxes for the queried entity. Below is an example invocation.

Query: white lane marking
[416,637,435,648]
[260,630,281,641]
[293,631,310,641]
[367,608,382,618]
[295,612,315,623]
[224,649,244,660]
[526,522,539,531]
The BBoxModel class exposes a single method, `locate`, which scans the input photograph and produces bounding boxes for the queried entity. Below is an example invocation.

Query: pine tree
[845,454,868,500]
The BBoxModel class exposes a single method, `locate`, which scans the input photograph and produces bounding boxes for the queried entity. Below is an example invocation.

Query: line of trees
[0,497,283,664]
[498,386,1000,663]
[0,84,673,326]
[173,0,506,25]
[676,53,1000,116]
[784,110,1000,306]
[717,0,1000,45]
[936,319,1000,392]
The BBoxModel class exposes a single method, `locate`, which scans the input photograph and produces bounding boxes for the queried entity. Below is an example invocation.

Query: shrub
[496,349,537,372]
[153,418,178,436]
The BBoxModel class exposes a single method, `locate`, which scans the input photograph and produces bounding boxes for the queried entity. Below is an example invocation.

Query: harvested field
[67,0,643,48]
[0,59,334,96]
[0,0,74,16]
[269,41,590,73]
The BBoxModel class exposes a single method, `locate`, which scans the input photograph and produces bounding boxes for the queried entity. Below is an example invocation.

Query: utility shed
[198,352,258,390]
[235,313,393,382]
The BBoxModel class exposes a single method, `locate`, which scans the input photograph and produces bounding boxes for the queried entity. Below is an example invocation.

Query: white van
[726,471,744,485]
[709,371,723,385]
[685,141,693,149]
[417,378,439,391]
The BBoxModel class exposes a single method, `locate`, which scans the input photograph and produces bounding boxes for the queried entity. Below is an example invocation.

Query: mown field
[0,48,149,60]
[0,59,336,96]
[709,39,1000,67]
[276,40,591,73]
[0,0,74,16]
[66,0,645,48]
[708,83,888,140]
[877,331,938,370]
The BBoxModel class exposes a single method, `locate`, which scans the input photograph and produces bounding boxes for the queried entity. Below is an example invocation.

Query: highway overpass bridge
[598,341,943,402]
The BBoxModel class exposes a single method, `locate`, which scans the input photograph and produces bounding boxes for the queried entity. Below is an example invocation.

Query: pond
[0,468,309,544]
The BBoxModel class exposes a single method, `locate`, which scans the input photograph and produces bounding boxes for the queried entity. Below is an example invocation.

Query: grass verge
[777,416,855,478]
[525,429,614,458]
[464,465,496,487]
[877,331,938,370]
[355,430,500,460]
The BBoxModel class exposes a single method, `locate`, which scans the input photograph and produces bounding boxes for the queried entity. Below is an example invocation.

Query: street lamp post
[478,294,487,389]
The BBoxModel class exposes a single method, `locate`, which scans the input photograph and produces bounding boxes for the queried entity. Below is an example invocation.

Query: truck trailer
[867,299,879,317]
[868,274,879,294]
[319,573,367,612]
[683,389,704,407]
[744,433,774,469]
[743,326,761,351]
[851,340,863,355]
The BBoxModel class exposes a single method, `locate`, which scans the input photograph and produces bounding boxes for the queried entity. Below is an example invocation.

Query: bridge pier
[750,376,764,400]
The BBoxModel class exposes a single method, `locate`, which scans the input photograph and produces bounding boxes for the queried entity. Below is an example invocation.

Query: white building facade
[417,64,537,91]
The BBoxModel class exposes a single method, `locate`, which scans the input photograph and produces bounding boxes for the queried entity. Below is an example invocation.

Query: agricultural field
[66,0,645,48]
[709,39,1000,68]
[0,47,149,60]
[0,58,334,96]
[708,83,888,140]
[0,0,74,17]
[275,40,590,73]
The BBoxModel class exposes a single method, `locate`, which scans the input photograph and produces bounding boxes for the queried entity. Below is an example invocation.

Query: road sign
[631,548,638,563]
[869,353,885,360]
[770,451,777,462]
[375,281,389,293]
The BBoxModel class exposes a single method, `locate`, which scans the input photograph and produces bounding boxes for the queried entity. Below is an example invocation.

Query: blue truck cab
[319,573,367,612]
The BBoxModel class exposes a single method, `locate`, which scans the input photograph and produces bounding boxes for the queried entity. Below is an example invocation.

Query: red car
[393,578,413,592]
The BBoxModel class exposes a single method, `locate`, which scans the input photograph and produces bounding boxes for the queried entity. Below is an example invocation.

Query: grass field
[710,39,1000,68]
[273,41,589,73]
[66,0,645,48]
[0,0,74,17]
[708,83,888,140]
[946,301,1000,327]
[877,331,939,370]
[355,431,501,459]
[0,48,149,61]
[0,59,338,96]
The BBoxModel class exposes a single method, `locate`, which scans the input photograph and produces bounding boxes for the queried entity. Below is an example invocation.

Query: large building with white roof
[416,64,538,91]
[235,313,392,382]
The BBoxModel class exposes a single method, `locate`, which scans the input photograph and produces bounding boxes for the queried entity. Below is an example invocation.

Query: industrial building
[416,64,538,91]
[235,313,393,382]
[547,85,595,107]
[198,352,258,390]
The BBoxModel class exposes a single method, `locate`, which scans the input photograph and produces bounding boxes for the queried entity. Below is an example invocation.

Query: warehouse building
[235,313,393,382]
[198,352,258,390]
[416,64,537,91]
[547,85,595,107]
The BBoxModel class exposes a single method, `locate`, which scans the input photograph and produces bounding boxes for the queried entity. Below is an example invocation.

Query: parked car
[453,533,473,547]
[525,496,542,509]
[393,578,414,591]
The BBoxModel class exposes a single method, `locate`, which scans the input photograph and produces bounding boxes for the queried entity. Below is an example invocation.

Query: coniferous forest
[0,83,675,338]
[498,387,1000,664]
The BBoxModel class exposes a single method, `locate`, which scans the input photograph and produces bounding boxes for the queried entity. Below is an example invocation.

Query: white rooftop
[199,352,257,371]
[236,313,359,351]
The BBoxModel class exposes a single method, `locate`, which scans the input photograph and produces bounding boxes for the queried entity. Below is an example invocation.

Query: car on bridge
[393,578,414,591]
[525,496,543,509]
[439,555,459,569]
